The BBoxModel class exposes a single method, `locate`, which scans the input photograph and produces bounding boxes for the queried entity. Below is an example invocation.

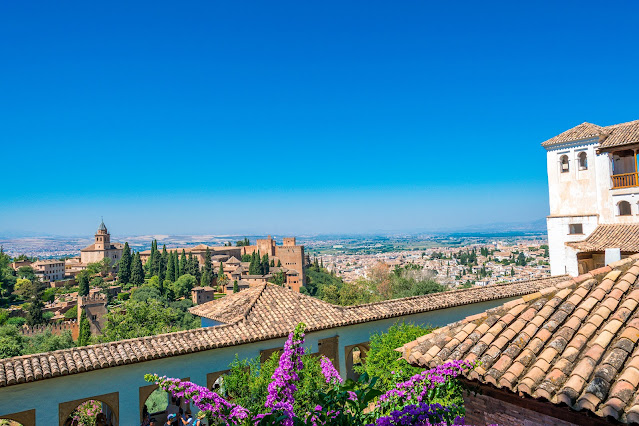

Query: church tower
[94,218,110,250]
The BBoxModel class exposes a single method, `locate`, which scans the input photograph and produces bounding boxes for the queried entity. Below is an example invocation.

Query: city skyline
[2,1,639,235]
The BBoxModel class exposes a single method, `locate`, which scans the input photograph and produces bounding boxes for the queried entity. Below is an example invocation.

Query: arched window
[578,152,588,170]
[619,200,632,216]
[560,155,569,173]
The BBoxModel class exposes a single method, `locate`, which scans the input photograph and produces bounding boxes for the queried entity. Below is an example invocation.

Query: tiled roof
[541,122,603,147]
[0,276,565,389]
[400,256,639,423]
[567,224,639,252]
[542,119,639,149]
[600,120,639,149]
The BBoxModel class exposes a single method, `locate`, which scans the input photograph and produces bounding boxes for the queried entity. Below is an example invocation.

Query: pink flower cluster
[147,374,249,424]
[378,359,473,406]
[320,356,342,386]
[262,326,306,425]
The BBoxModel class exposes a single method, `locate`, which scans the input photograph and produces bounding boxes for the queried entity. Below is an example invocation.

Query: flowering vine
[145,323,474,426]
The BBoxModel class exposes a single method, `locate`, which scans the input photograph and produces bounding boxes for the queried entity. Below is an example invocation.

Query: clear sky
[1,1,638,236]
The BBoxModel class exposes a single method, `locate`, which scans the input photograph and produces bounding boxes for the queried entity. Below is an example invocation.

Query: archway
[344,342,370,381]
[60,395,118,426]
[139,378,189,423]
[0,410,33,426]
[207,370,230,392]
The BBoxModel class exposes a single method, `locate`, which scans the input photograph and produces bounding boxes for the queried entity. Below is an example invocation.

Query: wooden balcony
[612,172,639,189]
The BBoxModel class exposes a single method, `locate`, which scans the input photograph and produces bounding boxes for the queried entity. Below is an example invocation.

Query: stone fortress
[141,235,307,292]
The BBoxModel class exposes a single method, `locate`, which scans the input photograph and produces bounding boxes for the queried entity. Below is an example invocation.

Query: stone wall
[462,383,613,426]
[21,321,79,340]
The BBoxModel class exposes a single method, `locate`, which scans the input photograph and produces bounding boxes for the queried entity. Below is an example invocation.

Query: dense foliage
[305,263,446,306]
[99,286,199,342]
[0,325,75,359]
[221,350,326,416]
[355,321,433,389]
[146,323,471,425]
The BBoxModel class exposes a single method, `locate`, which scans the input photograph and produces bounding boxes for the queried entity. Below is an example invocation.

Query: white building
[32,259,65,283]
[543,120,639,276]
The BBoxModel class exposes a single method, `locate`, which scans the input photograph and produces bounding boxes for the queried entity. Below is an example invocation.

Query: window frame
[560,154,570,173]
[568,223,583,235]
[577,151,588,170]
[618,200,632,216]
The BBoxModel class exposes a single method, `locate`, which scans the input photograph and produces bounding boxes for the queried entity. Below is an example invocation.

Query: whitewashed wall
[0,297,515,425]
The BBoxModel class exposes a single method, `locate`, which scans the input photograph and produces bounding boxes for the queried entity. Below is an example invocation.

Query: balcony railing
[612,172,639,189]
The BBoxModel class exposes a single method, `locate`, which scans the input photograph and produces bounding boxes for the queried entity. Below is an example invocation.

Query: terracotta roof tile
[402,259,639,422]
[567,224,639,253]
[541,119,639,149]
[0,274,567,389]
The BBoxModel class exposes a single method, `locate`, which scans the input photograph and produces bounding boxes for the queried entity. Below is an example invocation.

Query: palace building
[543,120,639,276]
[140,235,307,291]
[78,220,124,269]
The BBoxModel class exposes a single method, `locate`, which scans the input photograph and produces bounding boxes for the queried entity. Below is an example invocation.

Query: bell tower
[94,218,110,250]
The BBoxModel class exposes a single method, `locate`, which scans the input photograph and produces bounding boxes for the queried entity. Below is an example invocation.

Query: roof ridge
[240,283,269,320]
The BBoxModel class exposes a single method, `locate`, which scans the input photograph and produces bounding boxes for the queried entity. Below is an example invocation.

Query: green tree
[77,310,91,346]
[26,298,45,326]
[249,252,260,275]
[118,242,132,284]
[179,249,187,277]
[148,276,163,294]
[277,259,282,267]
[217,262,228,288]
[201,248,213,286]
[233,280,239,293]
[78,273,90,296]
[130,252,145,286]
[100,297,199,342]
[171,274,197,299]
[188,254,201,282]
[355,321,432,389]
[268,272,286,286]
[23,329,75,354]
[167,250,176,283]
[17,266,36,281]
[261,254,269,275]
[0,325,24,359]
[173,251,179,280]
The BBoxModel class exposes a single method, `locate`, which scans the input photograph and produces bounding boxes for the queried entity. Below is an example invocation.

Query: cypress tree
[26,297,45,326]
[158,245,167,282]
[118,242,132,284]
[277,259,281,267]
[78,273,90,296]
[320,258,324,269]
[179,249,187,277]
[233,280,239,293]
[78,310,91,346]
[201,248,213,286]
[173,251,179,279]
[261,254,269,275]
[249,253,259,275]
[217,262,227,287]
[167,250,176,282]
[270,259,275,267]
[130,252,145,286]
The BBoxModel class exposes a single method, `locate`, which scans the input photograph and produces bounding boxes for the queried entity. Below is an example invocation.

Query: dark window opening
[569,224,583,234]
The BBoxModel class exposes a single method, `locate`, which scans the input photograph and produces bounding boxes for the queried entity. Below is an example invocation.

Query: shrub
[355,321,433,389]
[146,323,470,425]
[5,317,25,326]
[64,308,78,320]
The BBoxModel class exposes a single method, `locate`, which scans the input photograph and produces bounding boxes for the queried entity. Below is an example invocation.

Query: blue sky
[1,1,638,236]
